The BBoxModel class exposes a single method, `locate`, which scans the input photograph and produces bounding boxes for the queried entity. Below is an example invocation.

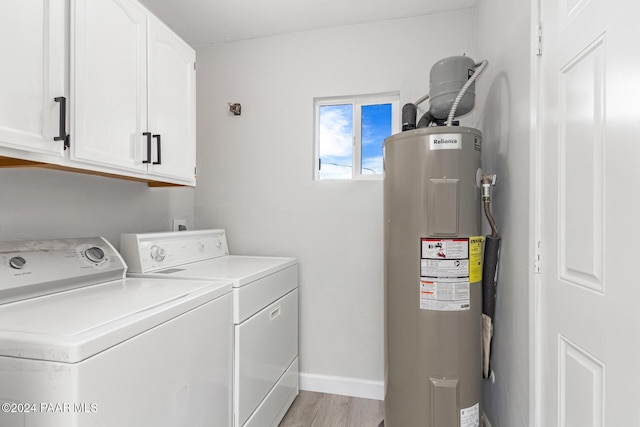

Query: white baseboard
[299,372,384,401]
[482,412,493,427]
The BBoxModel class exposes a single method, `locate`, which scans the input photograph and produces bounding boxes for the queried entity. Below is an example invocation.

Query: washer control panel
[120,229,229,273]
[0,237,126,305]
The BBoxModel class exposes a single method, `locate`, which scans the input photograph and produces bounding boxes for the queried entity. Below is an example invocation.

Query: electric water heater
[383,55,493,427]
[384,127,482,426]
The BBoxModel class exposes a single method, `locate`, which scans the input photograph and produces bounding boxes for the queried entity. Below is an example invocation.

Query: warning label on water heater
[460,403,480,427]
[419,238,473,311]
[420,278,470,311]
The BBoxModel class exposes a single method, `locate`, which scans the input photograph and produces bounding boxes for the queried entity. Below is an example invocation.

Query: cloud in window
[319,105,352,158]
[318,163,353,179]
[362,155,383,175]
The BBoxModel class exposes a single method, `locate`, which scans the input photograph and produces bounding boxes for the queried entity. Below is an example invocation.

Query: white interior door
[539,0,640,424]
[0,0,65,156]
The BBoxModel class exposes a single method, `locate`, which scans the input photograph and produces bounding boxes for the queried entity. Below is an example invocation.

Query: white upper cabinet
[146,16,196,184]
[0,0,196,185]
[71,0,149,174]
[0,0,66,156]
[70,0,196,185]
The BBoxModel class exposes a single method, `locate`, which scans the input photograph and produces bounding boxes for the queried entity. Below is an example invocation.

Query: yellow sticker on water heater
[469,236,484,283]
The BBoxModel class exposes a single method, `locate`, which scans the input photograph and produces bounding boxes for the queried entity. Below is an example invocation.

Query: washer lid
[0,277,232,363]
[145,255,297,287]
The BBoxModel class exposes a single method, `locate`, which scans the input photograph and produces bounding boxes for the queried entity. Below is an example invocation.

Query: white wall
[474,0,532,425]
[195,10,476,399]
[0,168,194,247]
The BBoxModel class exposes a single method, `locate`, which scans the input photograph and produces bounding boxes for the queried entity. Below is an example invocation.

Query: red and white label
[420,238,471,311]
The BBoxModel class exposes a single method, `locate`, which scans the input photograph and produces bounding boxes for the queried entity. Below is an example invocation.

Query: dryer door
[234,288,298,426]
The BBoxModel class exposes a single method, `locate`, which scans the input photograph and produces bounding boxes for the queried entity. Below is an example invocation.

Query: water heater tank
[383,126,483,427]
[429,56,477,119]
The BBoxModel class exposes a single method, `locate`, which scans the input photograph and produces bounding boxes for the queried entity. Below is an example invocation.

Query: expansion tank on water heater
[383,56,494,427]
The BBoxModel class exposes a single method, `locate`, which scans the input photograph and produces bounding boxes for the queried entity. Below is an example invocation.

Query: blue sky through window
[318,102,392,179]
[361,103,391,175]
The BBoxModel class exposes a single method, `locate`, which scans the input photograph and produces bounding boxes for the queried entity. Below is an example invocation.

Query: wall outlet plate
[172,219,187,231]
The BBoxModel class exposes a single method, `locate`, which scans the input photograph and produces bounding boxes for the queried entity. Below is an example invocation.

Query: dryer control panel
[0,237,126,305]
[120,229,230,273]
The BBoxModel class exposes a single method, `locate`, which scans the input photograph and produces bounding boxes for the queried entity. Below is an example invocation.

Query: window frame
[314,93,400,181]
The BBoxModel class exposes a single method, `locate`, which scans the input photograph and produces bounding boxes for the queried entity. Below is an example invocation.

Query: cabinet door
[0,0,66,156]
[147,16,196,185]
[71,0,148,173]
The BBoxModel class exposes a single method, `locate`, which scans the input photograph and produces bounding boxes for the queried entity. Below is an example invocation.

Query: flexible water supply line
[484,201,499,238]
[481,173,499,238]
[446,60,489,126]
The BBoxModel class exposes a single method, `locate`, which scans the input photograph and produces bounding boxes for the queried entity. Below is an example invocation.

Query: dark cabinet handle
[54,97,69,147]
[153,134,161,165]
[143,132,152,163]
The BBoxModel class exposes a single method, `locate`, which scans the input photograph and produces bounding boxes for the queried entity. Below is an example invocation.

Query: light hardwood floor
[279,391,384,427]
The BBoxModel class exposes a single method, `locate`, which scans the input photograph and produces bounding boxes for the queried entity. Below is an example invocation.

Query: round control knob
[84,247,105,263]
[9,256,26,270]
[150,245,166,262]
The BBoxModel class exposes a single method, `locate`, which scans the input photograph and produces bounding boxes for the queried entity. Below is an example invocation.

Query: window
[314,93,399,180]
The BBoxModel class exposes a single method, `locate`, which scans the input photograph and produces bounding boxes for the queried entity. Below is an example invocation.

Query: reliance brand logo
[430,133,462,150]
[433,138,459,145]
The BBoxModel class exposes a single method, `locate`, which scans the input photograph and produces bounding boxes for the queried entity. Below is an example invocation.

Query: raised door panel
[558,37,605,294]
[0,0,65,156]
[71,0,147,173]
[147,16,196,185]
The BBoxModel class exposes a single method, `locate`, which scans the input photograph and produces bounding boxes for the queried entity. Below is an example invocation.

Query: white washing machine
[0,237,233,427]
[120,229,299,427]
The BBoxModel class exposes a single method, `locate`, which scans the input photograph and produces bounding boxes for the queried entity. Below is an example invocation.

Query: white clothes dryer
[120,229,299,427]
[0,237,233,427]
